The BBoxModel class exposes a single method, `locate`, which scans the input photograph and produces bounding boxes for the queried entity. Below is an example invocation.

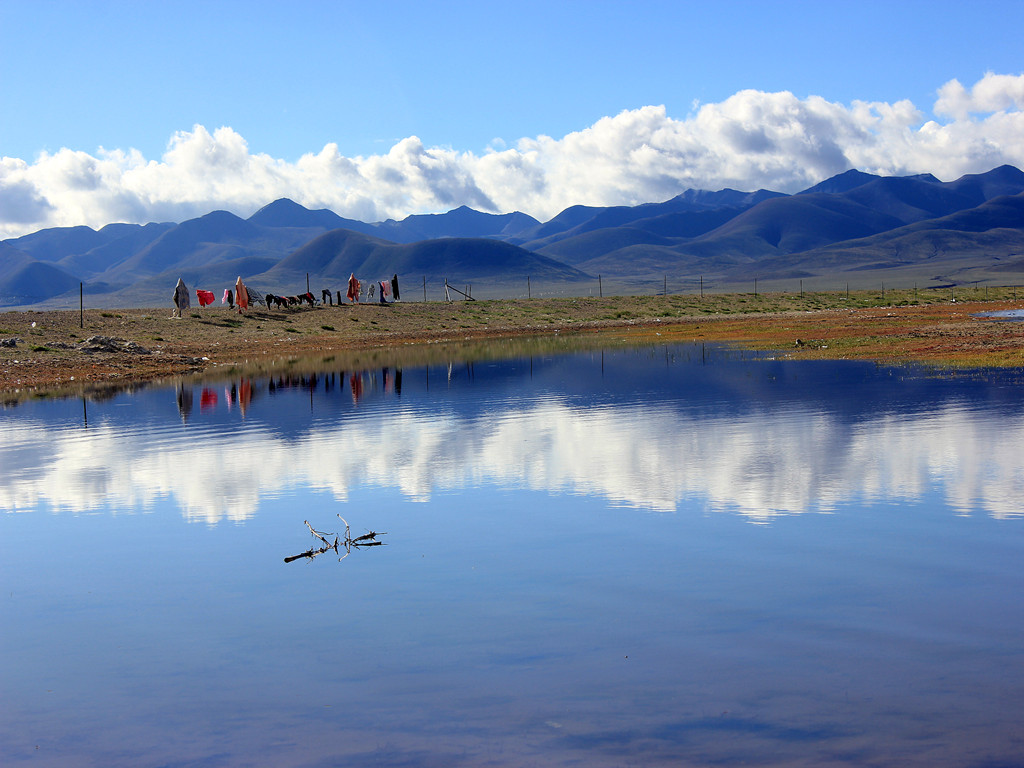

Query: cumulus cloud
[2,72,1024,239]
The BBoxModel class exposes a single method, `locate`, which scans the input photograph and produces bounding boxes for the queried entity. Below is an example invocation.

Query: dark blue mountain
[247,198,362,230]
[262,228,588,285]
[366,205,540,243]
[3,165,1024,307]
[0,244,82,305]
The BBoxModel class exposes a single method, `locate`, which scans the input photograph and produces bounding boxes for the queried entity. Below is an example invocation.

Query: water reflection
[3,342,1024,523]
[5,340,1024,767]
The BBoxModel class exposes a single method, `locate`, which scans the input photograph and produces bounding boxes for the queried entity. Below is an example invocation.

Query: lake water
[2,339,1024,767]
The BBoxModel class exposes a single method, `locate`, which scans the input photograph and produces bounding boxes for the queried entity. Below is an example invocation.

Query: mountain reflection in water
[2,341,1023,523]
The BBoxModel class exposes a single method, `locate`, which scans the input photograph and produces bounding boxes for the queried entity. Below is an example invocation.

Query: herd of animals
[259,285,395,308]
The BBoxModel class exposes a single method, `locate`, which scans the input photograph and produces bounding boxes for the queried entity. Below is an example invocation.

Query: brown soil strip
[1,293,1021,399]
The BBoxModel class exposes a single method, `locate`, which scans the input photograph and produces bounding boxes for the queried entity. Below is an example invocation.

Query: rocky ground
[1,291,1022,401]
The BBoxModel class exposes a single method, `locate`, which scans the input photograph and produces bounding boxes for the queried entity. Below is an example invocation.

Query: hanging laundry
[391,274,400,301]
[172,278,190,318]
[196,289,215,307]
[347,273,360,303]
[235,277,249,312]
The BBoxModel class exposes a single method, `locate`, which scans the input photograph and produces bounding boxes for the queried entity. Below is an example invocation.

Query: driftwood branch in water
[285,517,387,563]
[304,520,336,548]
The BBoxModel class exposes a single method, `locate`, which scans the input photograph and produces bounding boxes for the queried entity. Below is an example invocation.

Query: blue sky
[1,0,1023,238]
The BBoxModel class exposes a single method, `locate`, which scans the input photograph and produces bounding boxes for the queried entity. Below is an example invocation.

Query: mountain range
[3,164,1024,307]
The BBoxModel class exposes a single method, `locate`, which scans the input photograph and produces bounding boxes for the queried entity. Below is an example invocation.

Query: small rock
[81,336,151,355]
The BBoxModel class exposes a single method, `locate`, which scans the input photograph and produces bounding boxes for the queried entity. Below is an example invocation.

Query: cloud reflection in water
[2,359,1022,524]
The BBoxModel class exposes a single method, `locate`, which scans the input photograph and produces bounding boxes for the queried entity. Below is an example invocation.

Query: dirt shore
[2,292,1022,398]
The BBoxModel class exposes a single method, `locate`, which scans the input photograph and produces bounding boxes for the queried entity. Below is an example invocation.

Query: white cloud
[935,72,1024,119]
[2,72,1024,240]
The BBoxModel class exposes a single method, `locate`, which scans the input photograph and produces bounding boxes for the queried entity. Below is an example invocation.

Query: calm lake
[2,339,1024,767]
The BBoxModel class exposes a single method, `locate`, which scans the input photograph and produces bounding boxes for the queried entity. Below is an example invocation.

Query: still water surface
[2,341,1024,766]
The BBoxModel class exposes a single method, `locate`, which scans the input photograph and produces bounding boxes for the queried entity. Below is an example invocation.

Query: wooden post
[423,276,426,302]
[800,279,803,297]
[599,275,603,298]
[528,275,531,299]
[306,272,310,293]
[881,281,885,301]
[80,283,84,328]
[700,275,703,299]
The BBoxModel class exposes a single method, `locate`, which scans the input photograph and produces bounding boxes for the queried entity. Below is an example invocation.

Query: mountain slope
[259,229,589,286]
[247,198,365,231]
[99,210,318,282]
[734,192,1024,281]
[0,244,83,305]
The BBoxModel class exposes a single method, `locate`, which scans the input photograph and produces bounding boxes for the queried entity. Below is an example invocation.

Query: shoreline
[2,293,1022,398]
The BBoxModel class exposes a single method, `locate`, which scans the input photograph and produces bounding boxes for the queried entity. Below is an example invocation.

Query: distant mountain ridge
[2,164,1023,307]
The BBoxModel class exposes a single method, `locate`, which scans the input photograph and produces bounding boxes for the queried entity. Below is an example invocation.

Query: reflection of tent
[176,383,193,421]
[200,388,218,411]
[238,379,252,417]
